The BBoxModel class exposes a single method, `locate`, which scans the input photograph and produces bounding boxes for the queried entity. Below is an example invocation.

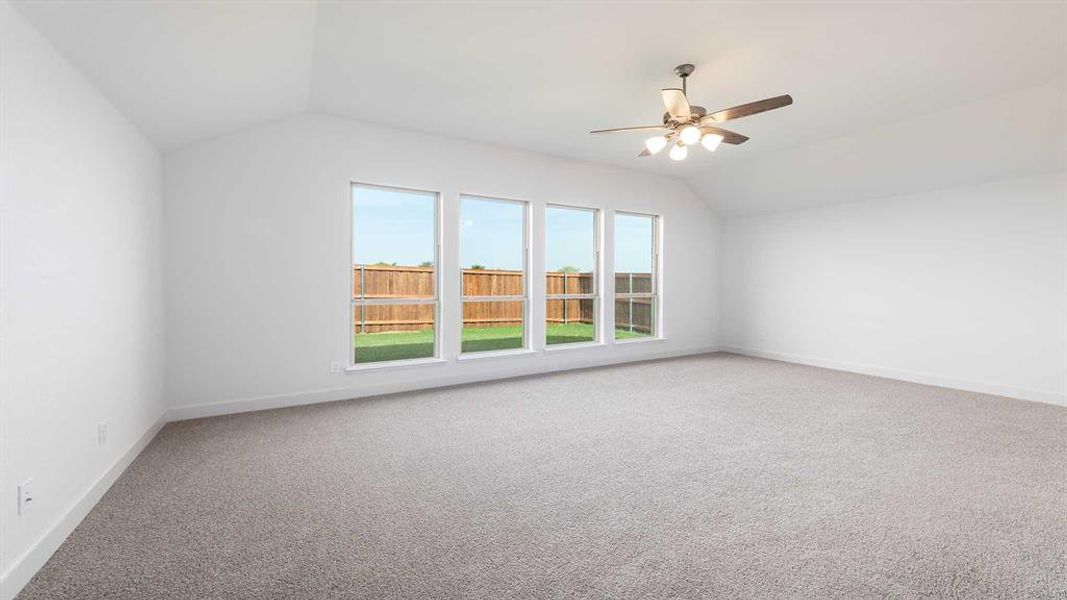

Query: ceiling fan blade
[703,95,793,123]
[701,126,749,145]
[589,125,666,134]
[638,148,651,157]
[661,88,691,120]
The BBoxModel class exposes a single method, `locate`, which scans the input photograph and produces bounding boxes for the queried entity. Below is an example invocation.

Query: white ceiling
[14,1,1066,214]
[695,80,1066,216]
[14,1,317,148]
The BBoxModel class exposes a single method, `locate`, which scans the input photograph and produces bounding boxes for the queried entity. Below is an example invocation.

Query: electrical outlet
[98,421,108,445]
[330,360,344,374]
[17,479,33,515]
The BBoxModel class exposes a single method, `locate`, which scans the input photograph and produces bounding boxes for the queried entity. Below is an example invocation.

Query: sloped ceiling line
[13,0,1066,216]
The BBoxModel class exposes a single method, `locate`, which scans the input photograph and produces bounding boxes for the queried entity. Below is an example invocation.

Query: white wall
[164,114,720,416]
[0,4,166,598]
[721,172,1067,405]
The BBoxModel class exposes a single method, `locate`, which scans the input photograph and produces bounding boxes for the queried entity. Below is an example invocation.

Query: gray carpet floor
[17,353,1067,599]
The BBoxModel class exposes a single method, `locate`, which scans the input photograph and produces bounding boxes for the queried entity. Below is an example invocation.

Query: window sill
[345,357,448,372]
[613,336,666,345]
[456,348,538,361]
[544,341,606,352]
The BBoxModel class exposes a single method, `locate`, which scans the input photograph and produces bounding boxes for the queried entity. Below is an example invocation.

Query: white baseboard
[0,414,168,600]
[721,346,1067,407]
[168,343,721,421]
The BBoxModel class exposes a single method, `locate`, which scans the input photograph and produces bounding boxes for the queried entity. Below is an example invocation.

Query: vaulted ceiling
[14,1,1066,215]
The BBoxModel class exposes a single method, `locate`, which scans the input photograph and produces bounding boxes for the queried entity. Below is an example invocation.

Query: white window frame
[349,182,442,367]
[458,194,530,355]
[613,211,660,341]
[545,204,601,346]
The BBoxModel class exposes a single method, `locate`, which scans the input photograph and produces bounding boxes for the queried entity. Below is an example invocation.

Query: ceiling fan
[590,64,792,161]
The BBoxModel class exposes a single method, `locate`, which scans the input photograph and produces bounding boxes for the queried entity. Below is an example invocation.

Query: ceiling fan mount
[590,63,793,161]
[673,63,695,79]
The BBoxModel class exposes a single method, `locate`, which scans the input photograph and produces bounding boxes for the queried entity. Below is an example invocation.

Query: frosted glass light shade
[701,133,724,152]
[644,135,668,154]
[679,125,701,145]
[669,143,688,161]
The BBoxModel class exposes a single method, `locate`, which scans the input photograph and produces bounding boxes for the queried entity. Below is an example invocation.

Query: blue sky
[460,197,524,270]
[353,186,436,266]
[352,186,653,273]
[545,206,594,272]
[614,213,654,274]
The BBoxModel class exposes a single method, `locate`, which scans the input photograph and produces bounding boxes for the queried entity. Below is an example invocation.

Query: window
[460,195,528,353]
[614,212,658,340]
[351,184,438,364]
[546,206,598,345]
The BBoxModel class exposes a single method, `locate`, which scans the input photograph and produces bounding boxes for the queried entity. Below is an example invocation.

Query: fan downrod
[674,63,695,96]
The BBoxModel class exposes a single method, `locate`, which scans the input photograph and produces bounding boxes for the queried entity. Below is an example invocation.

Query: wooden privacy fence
[353,264,652,333]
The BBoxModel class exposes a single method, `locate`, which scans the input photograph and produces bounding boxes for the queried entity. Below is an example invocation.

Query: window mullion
[354,297,437,306]
[462,294,526,302]
[547,294,597,300]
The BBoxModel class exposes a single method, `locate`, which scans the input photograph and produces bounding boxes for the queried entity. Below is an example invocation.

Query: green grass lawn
[354,323,648,363]
[354,327,436,363]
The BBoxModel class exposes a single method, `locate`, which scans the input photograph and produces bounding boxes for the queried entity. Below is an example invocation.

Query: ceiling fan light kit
[590,64,793,161]
[701,133,724,152]
[645,135,669,154]
[669,143,688,161]
[679,125,702,145]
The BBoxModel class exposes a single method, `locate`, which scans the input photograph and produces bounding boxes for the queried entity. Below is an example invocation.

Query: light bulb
[644,135,668,154]
[701,133,724,152]
[669,143,688,161]
[679,125,702,146]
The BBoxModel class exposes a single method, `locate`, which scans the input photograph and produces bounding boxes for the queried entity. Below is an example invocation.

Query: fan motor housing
[663,105,706,125]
